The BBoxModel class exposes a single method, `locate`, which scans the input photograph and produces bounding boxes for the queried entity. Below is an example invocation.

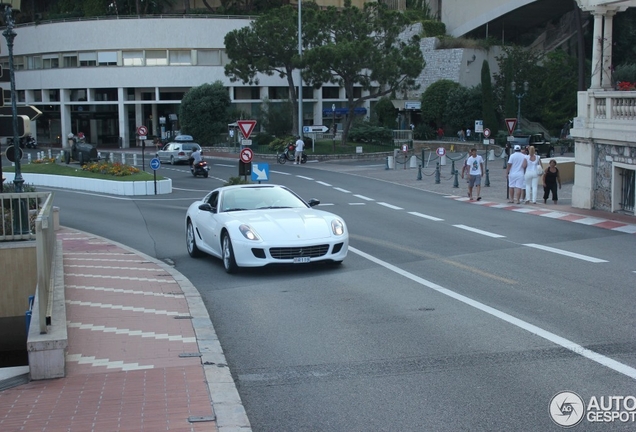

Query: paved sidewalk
[0,228,251,432]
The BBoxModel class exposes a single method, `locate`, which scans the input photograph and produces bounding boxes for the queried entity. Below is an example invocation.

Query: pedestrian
[466,128,472,141]
[506,144,526,204]
[437,127,444,140]
[520,146,529,202]
[542,159,562,204]
[522,146,542,204]
[462,148,484,200]
[457,129,465,141]
[294,136,305,164]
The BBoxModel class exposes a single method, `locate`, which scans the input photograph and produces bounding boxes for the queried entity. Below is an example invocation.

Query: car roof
[174,135,194,142]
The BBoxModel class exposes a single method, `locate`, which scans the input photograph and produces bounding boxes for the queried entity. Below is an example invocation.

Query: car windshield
[182,144,200,151]
[220,187,308,212]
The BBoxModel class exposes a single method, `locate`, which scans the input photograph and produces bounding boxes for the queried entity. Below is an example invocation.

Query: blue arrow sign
[251,163,269,182]
[150,158,161,170]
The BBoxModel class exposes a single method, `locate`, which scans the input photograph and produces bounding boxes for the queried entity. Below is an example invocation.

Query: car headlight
[331,219,345,236]
[239,224,260,241]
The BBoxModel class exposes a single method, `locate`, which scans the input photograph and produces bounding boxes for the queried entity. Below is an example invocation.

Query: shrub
[225,176,252,185]
[421,20,446,37]
[82,162,140,177]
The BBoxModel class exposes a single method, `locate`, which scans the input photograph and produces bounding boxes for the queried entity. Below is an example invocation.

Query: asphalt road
[45,156,636,431]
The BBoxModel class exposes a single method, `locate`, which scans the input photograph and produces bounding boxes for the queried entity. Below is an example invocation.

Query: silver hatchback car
[156,141,201,165]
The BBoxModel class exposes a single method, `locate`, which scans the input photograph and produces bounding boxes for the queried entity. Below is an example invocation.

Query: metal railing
[1,192,51,241]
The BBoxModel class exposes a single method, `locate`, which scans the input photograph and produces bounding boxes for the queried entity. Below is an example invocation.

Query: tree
[302,1,425,145]
[259,98,293,138]
[179,81,232,144]
[481,60,498,135]
[443,85,482,133]
[224,5,318,135]
[534,51,578,135]
[372,97,398,129]
[419,79,460,130]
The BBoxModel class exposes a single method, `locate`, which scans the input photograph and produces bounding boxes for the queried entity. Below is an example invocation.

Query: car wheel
[170,156,175,165]
[186,221,203,258]
[78,152,85,166]
[222,233,238,274]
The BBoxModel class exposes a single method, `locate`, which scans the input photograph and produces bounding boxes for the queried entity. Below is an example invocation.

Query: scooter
[277,143,307,164]
[190,160,210,178]
[7,135,37,149]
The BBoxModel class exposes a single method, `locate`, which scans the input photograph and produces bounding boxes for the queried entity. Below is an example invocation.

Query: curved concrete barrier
[3,173,172,195]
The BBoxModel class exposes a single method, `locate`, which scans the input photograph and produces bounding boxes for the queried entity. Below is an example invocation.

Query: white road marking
[453,224,505,238]
[64,273,176,283]
[333,187,351,193]
[316,181,332,186]
[214,164,234,168]
[66,300,182,315]
[349,203,366,206]
[296,175,314,180]
[65,264,163,272]
[66,354,153,371]
[523,244,608,263]
[572,217,608,226]
[408,212,444,221]
[613,225,636,234]
[353,194,374,201]
[67,285,184,298]
[270,170,291,175]
[377,202,403,210]
[350,246,636,381]
[67,322,196,343]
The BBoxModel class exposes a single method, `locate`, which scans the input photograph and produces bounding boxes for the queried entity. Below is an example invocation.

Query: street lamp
[2,1,23,193]
[332,103,336,150]
[511,80,529,134]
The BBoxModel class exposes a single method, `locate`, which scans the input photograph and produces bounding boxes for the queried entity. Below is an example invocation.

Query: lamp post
[511,81,528,134]
[297,0,303,138]
[332,103,336,151]
[3,2,23,193]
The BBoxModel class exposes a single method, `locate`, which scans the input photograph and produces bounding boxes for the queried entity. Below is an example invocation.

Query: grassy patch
[4,162,162,181]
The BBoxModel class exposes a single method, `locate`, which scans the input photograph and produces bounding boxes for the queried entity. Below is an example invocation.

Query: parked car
[185,184,349,273]
[510,133,555,157]
[156,140,201,165]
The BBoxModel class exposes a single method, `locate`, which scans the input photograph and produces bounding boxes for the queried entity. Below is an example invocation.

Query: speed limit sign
[483,128,491,138]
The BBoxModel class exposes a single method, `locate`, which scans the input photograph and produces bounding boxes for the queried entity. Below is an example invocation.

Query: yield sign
[237,120,257,139]
[505,118,517,135]
[240,147,254,163]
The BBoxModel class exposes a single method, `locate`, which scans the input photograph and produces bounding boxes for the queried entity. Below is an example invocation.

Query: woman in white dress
[522,146,541,204]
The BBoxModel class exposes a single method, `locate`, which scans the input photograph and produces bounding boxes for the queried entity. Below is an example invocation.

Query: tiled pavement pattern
[0,228,250,432]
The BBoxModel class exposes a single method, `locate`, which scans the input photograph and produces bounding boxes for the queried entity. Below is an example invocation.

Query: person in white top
[190,147,202,164]
[461,148,484,200]
[522,145,541,204]
[294,137,305,164]
[506,145,526,204]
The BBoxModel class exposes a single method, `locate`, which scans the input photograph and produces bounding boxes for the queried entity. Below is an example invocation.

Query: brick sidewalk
[0,228,251,432]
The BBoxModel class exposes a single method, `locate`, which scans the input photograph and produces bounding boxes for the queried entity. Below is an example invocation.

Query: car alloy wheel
[186,221,203,258]
[222,233,238,273]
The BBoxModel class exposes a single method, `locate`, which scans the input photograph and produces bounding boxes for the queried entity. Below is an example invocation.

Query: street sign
[483,128,491,138]
[241,139,252,146]
[0,105,42,120]
[237,120,257,140]
[436,147,446,156]
[402,144,408,152]
[137,125,148,136]
[150,158,161,170]
[0,114,30,137]
[5,145,22,162]
[251,163,270,182]
[474,120,484,133]
[139,135,147,140]
[240,147,254,163]
[303,125,329,133]
[505,118,518,135]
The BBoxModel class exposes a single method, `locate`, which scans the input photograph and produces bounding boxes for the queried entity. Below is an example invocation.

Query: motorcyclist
[190,147,202,166]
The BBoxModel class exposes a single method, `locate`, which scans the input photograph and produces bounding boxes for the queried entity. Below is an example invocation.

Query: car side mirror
[307,198,320,207]
[198,203,215,212]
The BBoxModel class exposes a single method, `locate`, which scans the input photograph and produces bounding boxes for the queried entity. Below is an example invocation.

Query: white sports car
[185,184,348,273]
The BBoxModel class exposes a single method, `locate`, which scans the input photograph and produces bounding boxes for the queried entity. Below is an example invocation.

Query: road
[47,156,636,431]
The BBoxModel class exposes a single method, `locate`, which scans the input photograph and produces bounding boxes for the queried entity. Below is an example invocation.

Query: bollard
[27,153,32,164]
[409,155,417,169]
[385,156,389,170]
[453,169,459,188]
[110,152,114,163]
[417,164,422,180]
[435,162,440,184]
[451,159,455,175]
[98,151,102,160]
[133,154,138,166]
[503,154,507,169]
[488,149,495,161]
[121,152,126,164]
[485,168,490,187]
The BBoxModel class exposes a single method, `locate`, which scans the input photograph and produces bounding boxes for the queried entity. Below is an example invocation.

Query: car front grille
[269,244,329,260]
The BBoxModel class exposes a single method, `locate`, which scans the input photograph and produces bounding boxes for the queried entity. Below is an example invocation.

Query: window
[98,51,117,66]
[17,90,25,102]
[268,87,289,99]
[33,90,42,102]
[14,56,25,70]
[346,87,362,99]
[169,50,191,65]
[234,87,260,100]
[49,89,60,102]
[27,55,42,70]
[123,51,143,66]
[197,49,221,66]
[146,50,168,66]
[322,86,340,99]
[79,52,97,67]
[43,54,59,69]
[63,54,78,68]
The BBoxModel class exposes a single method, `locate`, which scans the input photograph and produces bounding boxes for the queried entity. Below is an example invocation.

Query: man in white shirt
[506,144,526,204]
[294,137,305,164]
[462,148,484,200]
[190,147,202,165]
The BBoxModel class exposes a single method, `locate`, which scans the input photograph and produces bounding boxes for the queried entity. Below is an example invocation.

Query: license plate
[293,257,311,263]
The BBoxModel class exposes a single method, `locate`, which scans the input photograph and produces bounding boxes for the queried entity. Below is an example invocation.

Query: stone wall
[595,143,636,212]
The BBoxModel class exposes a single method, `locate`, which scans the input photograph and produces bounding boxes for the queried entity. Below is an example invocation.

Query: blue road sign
[251,163,269,182]
[150,158,161,170]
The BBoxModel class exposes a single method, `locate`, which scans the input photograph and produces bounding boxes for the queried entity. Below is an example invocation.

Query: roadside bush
[348,123,392,143]
[82,162,140,177]
[421,20,446,37]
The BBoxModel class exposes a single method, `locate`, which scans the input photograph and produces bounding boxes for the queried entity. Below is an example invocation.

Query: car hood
[239,208,337,241]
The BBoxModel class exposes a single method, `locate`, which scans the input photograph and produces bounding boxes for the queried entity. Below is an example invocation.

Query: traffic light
[0,114,31,137]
